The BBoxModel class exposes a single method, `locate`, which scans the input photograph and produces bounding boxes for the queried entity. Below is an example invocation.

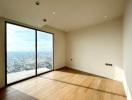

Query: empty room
[0,0,132,100]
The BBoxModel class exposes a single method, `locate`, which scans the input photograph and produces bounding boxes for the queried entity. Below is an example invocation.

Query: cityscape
[7,51,53,74]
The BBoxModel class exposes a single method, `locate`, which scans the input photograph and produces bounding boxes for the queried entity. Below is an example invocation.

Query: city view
[6,23,53,84]
[7,51,53,74]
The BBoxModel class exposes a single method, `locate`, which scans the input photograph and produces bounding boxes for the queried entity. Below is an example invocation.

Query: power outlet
[105,63,113,66]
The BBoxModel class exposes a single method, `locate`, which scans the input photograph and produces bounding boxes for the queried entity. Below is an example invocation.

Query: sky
[7,23,53,52]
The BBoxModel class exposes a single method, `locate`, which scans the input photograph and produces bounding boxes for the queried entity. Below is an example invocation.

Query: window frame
[5,21,54,86]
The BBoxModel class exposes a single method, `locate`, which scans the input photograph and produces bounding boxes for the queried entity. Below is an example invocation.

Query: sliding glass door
[6,22,53,85]
[6,23,36,84]
[37,31,53,74]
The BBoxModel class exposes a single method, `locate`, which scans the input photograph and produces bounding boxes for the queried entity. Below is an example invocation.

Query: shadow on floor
[0,87,38,100]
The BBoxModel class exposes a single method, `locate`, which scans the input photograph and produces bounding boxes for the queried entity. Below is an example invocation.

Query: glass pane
[7,23,36,84]
[37,31,53,74]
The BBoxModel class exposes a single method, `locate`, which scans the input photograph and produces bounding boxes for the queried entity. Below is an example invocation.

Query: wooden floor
[0,67,126,100]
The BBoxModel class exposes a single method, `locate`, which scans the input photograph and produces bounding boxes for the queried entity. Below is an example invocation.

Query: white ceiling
[0,0,125,32]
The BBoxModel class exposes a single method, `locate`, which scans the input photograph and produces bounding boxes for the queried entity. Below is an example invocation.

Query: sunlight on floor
[7,67,51,84]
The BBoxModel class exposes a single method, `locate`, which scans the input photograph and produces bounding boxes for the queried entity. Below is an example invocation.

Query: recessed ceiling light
[104,16,108,18]
[43,19,47,22]
[52,11,56,15]
[35,1,40,6]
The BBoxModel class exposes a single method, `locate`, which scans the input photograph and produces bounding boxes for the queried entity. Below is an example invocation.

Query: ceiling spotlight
[52,11,56,15]
[104,16,108,18]
[43,19,47,22]
[35,1,40,5]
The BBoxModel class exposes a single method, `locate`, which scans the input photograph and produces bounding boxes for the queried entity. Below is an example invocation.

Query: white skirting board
[54,66,65,70]
[67,66,124,82]
[122,72,132,100]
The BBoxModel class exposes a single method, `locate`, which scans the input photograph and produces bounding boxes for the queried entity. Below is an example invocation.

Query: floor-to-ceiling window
[37,31,53,74]
[6,22,53,85]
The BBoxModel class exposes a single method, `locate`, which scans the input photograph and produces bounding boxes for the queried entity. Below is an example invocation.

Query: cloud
[7,23,53,52]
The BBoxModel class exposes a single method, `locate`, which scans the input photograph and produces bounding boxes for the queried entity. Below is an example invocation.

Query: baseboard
[64,66,116,80]
[54,66,65,70]
[66,66,123,82]
[122,72,132,100]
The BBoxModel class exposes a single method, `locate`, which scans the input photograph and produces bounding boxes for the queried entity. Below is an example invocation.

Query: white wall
[66,18,123,81]
[123,0,132,99]
[0,17,66,88]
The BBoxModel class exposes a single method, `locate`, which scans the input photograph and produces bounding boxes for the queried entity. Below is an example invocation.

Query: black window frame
[5,21,54,86]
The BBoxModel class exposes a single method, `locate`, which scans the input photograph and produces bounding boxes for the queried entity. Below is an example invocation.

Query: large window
[37,31,53,74]
[6,22,53,85]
